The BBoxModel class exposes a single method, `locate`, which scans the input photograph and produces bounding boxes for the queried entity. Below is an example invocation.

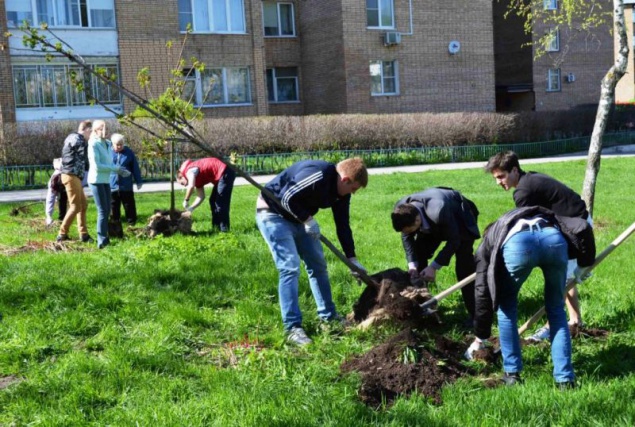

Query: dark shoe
[55,234,69,242]
[557,380,576,390]
[81,234,94,243]
[500,372,522,386]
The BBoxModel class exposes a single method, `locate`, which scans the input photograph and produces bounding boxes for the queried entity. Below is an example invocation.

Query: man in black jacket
[256,158,368,346]
[57,120,93,243]
[485,151,592,341]
[391,187,480,322]
[465,206,576,389]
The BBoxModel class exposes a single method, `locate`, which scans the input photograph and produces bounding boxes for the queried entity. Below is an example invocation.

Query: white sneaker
[286,326,312,346]
[527,326,551,342]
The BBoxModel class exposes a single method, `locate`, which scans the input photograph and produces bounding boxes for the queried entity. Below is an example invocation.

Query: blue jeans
[89,183,111,247]
[256,211,337,331]
[499,225,574,383]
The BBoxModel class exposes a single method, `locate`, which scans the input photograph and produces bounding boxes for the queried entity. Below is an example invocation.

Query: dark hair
[391,204,419,232]
[484,151,522,174]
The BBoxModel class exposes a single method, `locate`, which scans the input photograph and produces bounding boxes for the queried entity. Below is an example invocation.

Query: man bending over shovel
[256,158,368,346]
[391,187,480,327]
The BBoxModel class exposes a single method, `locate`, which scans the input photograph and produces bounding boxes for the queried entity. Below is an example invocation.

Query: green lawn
[1,157,635,426]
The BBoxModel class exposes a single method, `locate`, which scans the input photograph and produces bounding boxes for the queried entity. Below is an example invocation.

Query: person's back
[514,171,588,219]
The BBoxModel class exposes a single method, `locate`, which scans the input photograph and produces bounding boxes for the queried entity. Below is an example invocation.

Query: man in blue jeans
[256,158,368,346]
[465,206,575,389]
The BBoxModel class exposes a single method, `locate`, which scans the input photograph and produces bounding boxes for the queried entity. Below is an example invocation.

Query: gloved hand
[348,257,366,274]
[182,199,189,210]
[304,218,320,240]
[136,183,143,191]
[464,338,487,361]
[573,266,592,283]
[117,167,131,178]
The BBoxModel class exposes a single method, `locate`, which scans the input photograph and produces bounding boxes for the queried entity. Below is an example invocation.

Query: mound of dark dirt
[146,210,192,237]
[341,328,473,407]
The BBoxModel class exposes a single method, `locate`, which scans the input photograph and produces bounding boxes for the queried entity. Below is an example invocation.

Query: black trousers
[57,188,68,220]
[111,190,137,225]
[209,168,236,232]
[413,234,477,319]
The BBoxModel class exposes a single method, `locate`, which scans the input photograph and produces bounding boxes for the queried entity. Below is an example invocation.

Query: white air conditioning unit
[384,31,401,46]
[566,73,576,83]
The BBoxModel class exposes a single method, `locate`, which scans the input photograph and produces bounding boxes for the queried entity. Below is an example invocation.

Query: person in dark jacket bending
[110,133,143,225]
[485,150,592,341]
[465,206,575,388]
[256,158,368,346]
[391,187,480,322]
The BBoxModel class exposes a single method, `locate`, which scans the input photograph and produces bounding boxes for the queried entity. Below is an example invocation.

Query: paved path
[2,147,634,204]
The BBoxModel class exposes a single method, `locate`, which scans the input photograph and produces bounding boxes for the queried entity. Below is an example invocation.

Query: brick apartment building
[0,0,621,127]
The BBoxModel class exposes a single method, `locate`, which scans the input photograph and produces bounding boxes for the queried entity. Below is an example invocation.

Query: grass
[1,157,635,425]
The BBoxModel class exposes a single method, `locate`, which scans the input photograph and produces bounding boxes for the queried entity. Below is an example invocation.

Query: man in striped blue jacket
[256,158,368,346]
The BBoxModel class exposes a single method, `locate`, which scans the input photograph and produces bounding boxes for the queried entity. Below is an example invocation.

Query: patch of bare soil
[0,240,92,256]
[343,268,474,407]
[0,375,22,390]
[145,210,192,237]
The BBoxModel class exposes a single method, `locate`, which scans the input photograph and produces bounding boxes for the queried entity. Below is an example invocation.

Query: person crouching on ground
[391,187,480,327]
[256,158,368,346]
[45,157,68,226]
[178,157,236,232]
[110,133,143,225]
[465,206,576,389]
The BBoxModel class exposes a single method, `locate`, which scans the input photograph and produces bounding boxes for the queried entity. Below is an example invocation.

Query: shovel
[517,220,635,336]
[420,272,476,316]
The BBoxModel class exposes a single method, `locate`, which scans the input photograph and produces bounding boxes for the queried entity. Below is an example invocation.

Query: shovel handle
[518,221,635,336]
[420,272,476,311]
[319,235,380,289]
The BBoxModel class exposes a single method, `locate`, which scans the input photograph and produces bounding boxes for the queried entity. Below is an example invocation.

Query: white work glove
[464,338,487,361]
[182,199,189,210]
[304,218,320,240]
[117,167,131,178]
[45,216,53,226]
[573,266,592,283]
[348,257,366,273]
[136,183,143,191]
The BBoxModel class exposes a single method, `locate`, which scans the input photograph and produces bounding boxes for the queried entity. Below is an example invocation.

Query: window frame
[546,28,560,52]
[370,60,399,96]
[262,2,296,37]
[544,0,558,10]
[6,0,116,29]
[366,0,395,30]
[547,68,561,92]
[12,62,122,109]
[182,67,252,107]
[178,0,246,34]
[266,67,300,103]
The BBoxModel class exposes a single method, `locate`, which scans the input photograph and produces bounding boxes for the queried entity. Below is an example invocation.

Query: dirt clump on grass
[145,210,192,237]
[342,268,475,407]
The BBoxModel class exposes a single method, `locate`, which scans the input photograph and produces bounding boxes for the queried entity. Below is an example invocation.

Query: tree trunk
[582,0,629,216]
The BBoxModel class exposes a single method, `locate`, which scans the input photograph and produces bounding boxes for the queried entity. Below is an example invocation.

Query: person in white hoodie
[87,120,130,248]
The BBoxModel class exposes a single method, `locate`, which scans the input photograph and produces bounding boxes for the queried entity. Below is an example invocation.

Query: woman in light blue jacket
[87,120,129,248]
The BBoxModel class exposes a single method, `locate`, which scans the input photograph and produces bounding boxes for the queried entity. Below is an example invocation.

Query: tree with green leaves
[503,0,629,216]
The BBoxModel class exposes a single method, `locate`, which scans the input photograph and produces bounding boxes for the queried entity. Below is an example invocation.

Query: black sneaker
[557,380,576,391]
[500,372,522,386]
[55,234,69,242]
[81,234,94,243]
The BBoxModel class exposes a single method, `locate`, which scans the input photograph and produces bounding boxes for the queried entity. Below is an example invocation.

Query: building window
[266,67,299,102]
[263,2,295,37]
[547,68,561,92]
[12,63,121,109]
[182,67,251,106]
[6,0,115,28]
[367,0,394,29]
[178,0,246,33]
[370,60,398,95]
[544,0,558,10]
[546,28,560,52]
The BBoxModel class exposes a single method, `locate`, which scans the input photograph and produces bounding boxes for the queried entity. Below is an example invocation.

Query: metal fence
[2,132,634,191]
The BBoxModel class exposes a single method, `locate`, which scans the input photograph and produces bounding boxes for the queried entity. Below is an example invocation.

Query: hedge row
[1,107,629,166]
